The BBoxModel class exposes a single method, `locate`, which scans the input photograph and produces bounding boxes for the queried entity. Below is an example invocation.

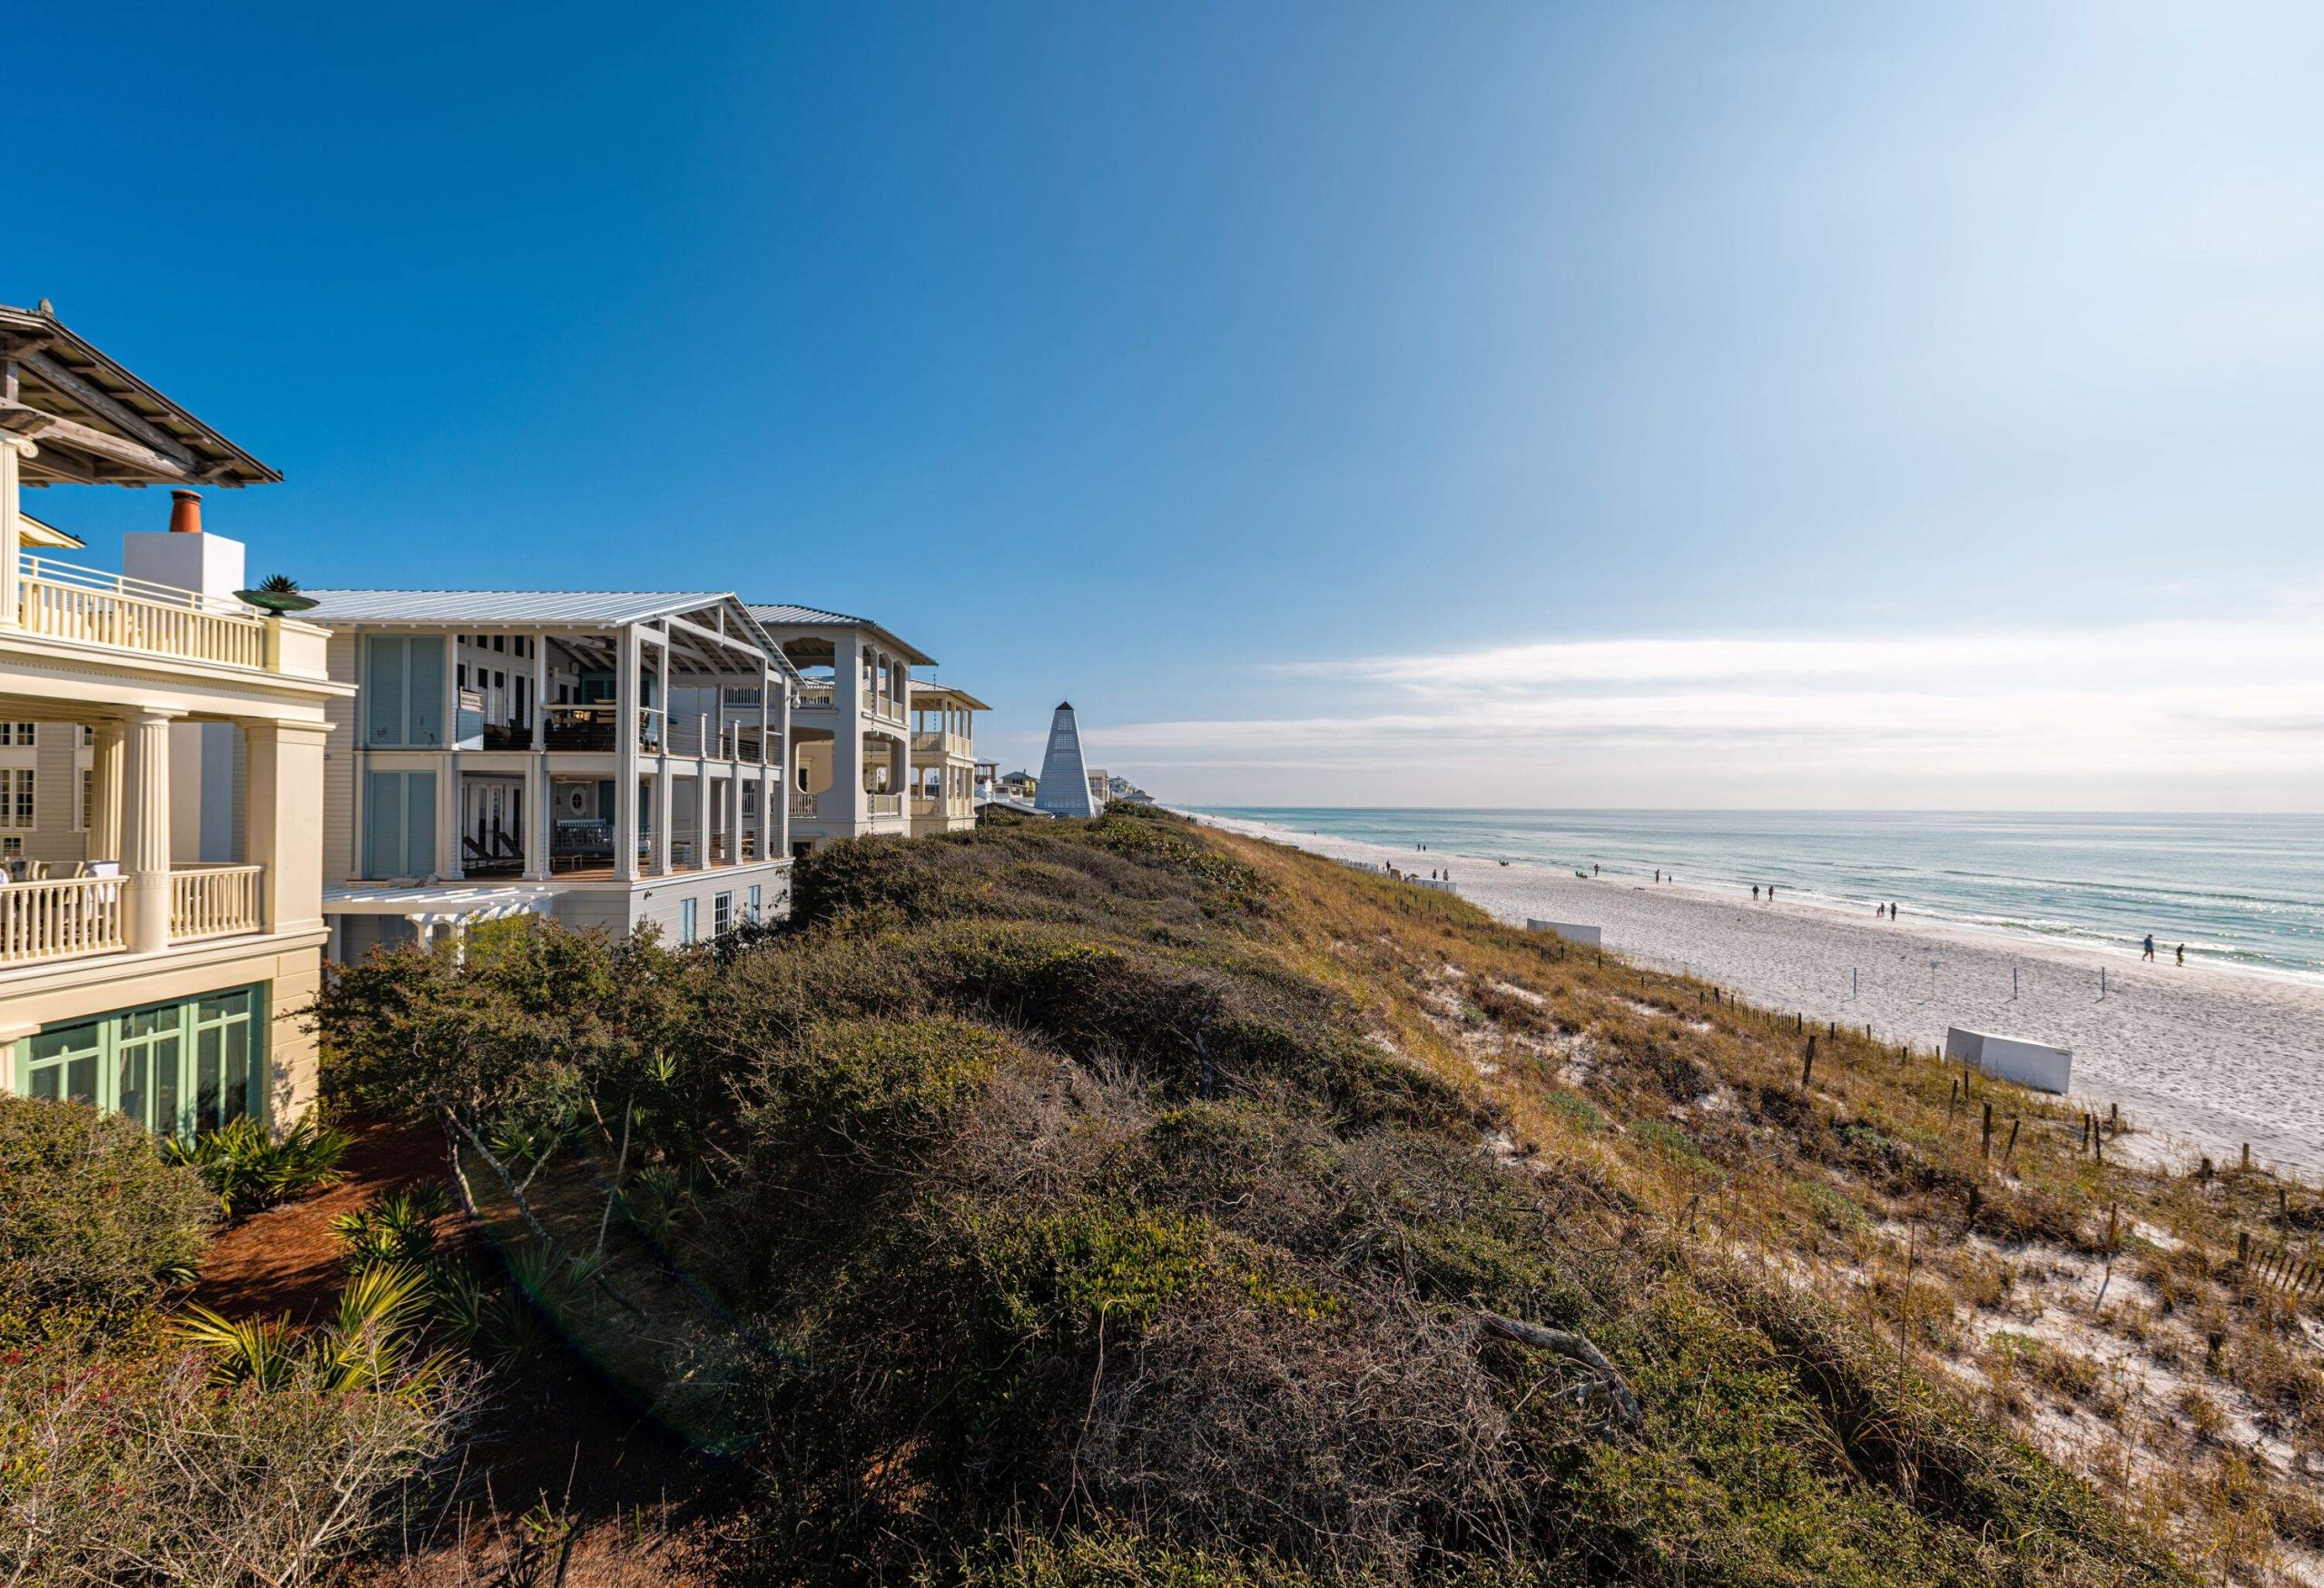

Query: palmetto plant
[162,1113,351,1220]
[172,1262,454,1400]
[331,1181,450,1273]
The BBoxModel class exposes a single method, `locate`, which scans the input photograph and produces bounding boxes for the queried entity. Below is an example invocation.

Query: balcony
[911,729,971,757]
[867,793,902,818]
[171,863,264,942]
[12,557,325,678]
[0,862,264,969]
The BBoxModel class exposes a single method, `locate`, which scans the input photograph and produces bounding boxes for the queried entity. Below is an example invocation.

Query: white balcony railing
[911,730,971,757]
[867,793,903,818]
[0,876,125,964]
[15,557,271,671]
[0,863,266,969]
[794,682,836,709]
[790,790,822,818]
[170,863,263,942]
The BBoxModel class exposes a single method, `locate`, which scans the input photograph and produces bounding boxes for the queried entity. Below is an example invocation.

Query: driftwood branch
[1471,1312,1643,1429]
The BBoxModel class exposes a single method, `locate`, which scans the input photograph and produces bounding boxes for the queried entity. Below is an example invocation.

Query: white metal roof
[746,602,936,666]
[301,589,737,626]
[749,602,869,626]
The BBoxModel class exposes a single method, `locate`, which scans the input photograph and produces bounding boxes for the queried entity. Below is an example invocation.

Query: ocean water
[1199,809,2324,982]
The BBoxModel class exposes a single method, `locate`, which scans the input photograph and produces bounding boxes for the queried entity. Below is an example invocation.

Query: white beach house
[300,590,798,958]
[909,683,987,837]
[0,301,346,1135]
[747,604,934,853]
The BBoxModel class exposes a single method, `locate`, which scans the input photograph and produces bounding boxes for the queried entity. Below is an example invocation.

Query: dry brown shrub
[1073,1288,1532,1581]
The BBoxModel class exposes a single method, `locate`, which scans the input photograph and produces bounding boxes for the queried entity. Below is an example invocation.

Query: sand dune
[1197,813,2324,1182]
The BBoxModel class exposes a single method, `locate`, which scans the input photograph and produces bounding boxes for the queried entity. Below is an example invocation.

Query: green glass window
[25,1021,102,1105]
[11,987,263,1142]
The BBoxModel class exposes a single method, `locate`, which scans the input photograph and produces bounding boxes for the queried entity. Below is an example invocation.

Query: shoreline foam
[1189,809,2324,1181]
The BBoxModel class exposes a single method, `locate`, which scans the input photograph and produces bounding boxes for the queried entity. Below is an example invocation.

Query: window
[78,769,93,832]
[457,664,468,688]
[365,635,447,746]
[0,770,34,830]
[79,725,94,748]
[492,635,505,653]
[15,987,263,1141]
[363,769,439,878]
[745,883,762,923]
[713,892,732,936]
[678,897,698,945]
[0,723,33,747]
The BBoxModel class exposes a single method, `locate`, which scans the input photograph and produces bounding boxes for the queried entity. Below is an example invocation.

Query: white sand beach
[1195,813,2324,1183]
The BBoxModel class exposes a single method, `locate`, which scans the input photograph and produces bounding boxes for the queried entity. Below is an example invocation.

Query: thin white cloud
[1093,618,2324,807]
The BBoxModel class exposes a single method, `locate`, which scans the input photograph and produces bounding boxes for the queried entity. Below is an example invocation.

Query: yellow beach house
[0,301,348,1136]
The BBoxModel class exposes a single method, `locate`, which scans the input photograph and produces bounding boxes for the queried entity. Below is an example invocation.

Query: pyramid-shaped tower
[1035,700,1100,818]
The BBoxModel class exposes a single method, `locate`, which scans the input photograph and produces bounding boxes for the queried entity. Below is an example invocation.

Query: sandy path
[1196,814,2324,1182]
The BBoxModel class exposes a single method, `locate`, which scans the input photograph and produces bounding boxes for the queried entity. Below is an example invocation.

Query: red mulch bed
[189,1118,451,1324]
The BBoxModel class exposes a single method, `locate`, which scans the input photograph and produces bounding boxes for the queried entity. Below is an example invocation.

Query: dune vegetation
[300,805,2318,1584]
[14,806,2319,1584]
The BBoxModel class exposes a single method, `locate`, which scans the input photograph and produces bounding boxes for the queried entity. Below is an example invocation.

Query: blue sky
[15,3,2324,807]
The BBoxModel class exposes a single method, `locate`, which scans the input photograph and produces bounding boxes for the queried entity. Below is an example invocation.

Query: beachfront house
[746,604,934,853]
[0,301,346,1137]
[300,591,798,959]
[908,684,987,836]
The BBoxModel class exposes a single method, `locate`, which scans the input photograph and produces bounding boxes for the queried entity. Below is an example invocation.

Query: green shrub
[162,1112,350,1220]
[0,1094,213,1336]
[746,1015,1014,1165]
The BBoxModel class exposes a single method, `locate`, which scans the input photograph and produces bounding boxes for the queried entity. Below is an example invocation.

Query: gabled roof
[302,589,736,626]
[911,683,991,712]
[298,589,802,681]
[17,512,84,550]
[746,602,935,666]
[750,602,869,626]
[0,301,280,487]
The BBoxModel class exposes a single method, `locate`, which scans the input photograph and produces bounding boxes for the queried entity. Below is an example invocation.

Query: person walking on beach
[2176,943,2186,966]
[1753,884,1760,901]
[2142,934,2155,962]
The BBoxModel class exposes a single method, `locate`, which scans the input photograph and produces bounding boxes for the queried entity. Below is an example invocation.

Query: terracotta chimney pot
[168,489,202,534]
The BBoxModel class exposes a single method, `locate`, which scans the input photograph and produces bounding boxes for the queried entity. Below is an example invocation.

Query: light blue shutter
[367,636,407,745]
[406,638,446,747]
[364,771,405,876]
[405,772,438,876]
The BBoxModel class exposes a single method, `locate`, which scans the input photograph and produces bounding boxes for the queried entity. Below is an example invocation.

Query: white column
[693,767,711,870]
[530,632,547,753]
[615,626,640,882]
[123,707,182,953]
[774,682,789,858]
[0,430,31,630]
[652,632,672,874]
[243,720,328,935]
[832,636,865,830]
[89,721,125,862]
[522,755,547,882]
